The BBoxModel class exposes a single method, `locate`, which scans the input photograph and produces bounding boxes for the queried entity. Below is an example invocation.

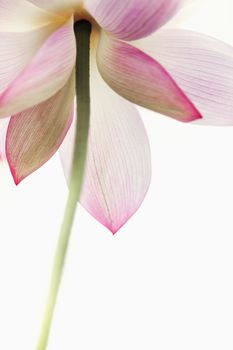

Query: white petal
[0,0,62,32]
[27,0,83,14]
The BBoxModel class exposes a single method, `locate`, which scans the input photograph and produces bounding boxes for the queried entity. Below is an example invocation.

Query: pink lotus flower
[1,0,233,234]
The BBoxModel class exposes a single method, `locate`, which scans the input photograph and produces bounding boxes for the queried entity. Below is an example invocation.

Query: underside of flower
[0,2,233,349]
[0,0,233,233]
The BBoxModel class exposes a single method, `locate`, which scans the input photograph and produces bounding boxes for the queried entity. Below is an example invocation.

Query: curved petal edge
[86,0,184,41]
[97,33,202,123]
[134,29,233,125]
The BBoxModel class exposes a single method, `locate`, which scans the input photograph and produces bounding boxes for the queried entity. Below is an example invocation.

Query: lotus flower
[1,0,233,234]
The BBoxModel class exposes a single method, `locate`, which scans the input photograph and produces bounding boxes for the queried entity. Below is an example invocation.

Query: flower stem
[36,20,92,350]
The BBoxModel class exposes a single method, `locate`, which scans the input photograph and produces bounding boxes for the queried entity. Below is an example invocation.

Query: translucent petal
[6,74,75,184]
[60,60,151,233]
[97,32,201,122]
[134,29,233,125]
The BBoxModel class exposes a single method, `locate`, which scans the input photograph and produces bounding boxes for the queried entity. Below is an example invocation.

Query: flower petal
[134,29,233,125]
[60,60,151,234]
[97,33,201,122]
[0,25,57,103]
[0,21,76,118]
[0,118,9,160]
[6,73,75,185]
[28,0,82,14]
[0,0,62,31]
[85,0,183,40]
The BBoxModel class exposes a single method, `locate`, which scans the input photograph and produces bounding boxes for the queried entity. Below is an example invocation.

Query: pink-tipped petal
[60,60,151,234]
[97,33,201,122]
[6,73,75,185]
[134,29,233,125]
[0,0,62,31]
[0,21,76,118]
[0,25,57,109]
[85,0,183,40]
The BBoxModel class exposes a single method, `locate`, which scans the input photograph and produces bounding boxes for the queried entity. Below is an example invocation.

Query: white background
[0,1,233,349]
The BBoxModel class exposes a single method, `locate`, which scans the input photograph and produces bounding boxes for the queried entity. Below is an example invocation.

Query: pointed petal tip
[105,225,119,236]
[175,82,203,122]
[100,220,125,235]
[6,126,37,186]
[8,165,21,186]
[108,223,123,236]
[82,202,136,235]
[14,178,21,186]
[8,156,38,185]
[185,108,202,123]
[95,207,145,235]
[111,226,123,236]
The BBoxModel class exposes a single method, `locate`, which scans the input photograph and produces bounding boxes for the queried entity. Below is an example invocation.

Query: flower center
[72,7,100,42]
[73,8,95,24]
[58,3,97,28]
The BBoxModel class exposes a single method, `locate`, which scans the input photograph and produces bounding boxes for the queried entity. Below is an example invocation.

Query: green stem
[36,20,92,350]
